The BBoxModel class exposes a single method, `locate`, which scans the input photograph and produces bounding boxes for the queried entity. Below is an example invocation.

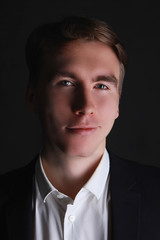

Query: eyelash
[59,80,109,90]
[61,80,74,86]
[95,84,108,90]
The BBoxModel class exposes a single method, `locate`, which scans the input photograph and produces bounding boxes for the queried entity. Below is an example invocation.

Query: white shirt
[33,149,110,240]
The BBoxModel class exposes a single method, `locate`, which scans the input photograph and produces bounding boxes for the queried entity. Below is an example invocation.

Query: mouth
[66,126,98,135]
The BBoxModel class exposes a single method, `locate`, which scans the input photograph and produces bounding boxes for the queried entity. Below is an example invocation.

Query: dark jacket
[1,152,160,240]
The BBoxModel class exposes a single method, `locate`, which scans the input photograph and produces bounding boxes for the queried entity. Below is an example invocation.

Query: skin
[26,40,120,199]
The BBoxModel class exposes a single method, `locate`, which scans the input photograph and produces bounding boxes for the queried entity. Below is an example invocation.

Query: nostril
[74,109,85,115]
[74,109,94,116]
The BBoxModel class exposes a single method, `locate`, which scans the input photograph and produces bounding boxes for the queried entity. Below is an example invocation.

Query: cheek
[98,97,119,119]
[41,92,71,122]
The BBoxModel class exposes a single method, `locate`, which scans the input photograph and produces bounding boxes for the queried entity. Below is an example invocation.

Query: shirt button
[69,215,75,222]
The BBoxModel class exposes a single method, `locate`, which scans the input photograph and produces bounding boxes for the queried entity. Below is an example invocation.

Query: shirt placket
[64,204,76,240]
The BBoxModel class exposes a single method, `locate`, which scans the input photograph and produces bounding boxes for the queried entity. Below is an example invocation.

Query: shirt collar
[83,149,110,200]
[35,156,57,202]
[35,149,110,202]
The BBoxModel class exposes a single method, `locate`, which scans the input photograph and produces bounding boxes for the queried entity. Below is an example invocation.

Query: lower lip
[66,128,97,135]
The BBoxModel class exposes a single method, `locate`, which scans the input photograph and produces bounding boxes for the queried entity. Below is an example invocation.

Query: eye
[95,83,108,90]
[61,80,73,86]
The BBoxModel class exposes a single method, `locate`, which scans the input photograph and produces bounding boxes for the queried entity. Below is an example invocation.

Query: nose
[72,87,95,116]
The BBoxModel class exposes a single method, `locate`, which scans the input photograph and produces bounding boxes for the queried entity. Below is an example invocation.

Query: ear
[25,84,38,114]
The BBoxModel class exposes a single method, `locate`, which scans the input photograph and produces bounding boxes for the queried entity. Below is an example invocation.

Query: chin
[60,140,105,159]
[66,151,95,159]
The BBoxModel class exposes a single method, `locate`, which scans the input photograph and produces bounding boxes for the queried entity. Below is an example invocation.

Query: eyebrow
[54,71,76,79]
[95,75,118,86]
[54,71,118,86]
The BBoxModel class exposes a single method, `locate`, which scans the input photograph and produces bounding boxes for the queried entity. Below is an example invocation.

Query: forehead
[42,40,120,81]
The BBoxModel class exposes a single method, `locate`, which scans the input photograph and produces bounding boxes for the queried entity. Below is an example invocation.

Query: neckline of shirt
[35,149,110,203]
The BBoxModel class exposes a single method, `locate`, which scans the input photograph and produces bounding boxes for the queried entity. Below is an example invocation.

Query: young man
[1,16,160,240]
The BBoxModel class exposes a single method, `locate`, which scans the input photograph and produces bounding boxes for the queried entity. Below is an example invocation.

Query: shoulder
[0,156,37,227]
[109,151,160,183]
[0,156,37,196]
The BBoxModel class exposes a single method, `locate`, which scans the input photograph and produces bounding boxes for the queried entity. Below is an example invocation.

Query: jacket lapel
[6,159,36,240]
[109,152,141,240]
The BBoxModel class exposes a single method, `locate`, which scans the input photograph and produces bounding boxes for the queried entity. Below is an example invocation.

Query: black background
[0,1,160,174]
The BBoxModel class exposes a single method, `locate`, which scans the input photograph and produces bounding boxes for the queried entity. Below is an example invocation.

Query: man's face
[33,40,120,158]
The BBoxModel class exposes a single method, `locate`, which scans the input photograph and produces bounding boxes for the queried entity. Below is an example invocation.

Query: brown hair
[25,16,127,94]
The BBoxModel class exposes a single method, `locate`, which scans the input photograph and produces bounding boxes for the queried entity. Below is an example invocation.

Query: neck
[41,145,105,199]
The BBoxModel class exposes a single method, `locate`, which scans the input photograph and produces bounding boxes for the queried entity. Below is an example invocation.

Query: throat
[41,154,102,200]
